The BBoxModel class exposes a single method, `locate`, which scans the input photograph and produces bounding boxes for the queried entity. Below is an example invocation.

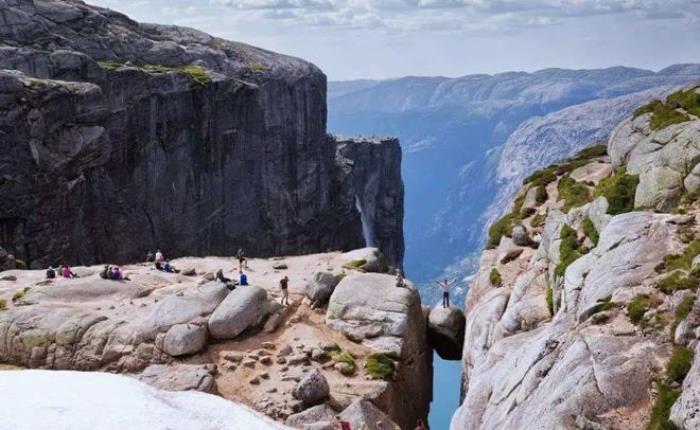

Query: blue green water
[429,352,462,429]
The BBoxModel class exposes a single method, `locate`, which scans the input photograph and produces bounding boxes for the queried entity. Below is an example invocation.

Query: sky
[88,0,700,80]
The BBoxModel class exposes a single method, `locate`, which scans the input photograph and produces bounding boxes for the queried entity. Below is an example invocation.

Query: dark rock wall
[0,0,404,268]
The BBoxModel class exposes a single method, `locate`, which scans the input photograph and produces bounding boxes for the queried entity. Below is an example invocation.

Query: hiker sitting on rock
[45,266,56,279]
[155,260,179,274]
[280,275,289,306]
[155,249,164,264]
[110,266,129,281]
[333,416,352,430]
[99,265,111,279]
[216,269,236,290]
[239,270,249,286]
[60,265,78,279]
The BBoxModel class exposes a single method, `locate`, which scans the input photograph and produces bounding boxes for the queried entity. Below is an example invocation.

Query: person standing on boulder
[435,278,457,308]
[236,248,247,271]
[279,275,289,306]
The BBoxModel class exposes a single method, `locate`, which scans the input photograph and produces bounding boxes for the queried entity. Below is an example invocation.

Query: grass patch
[0,299,6,310]
[489,268,503,287]
[658,271,698,294]
[535,186,548,205]
[667,346,694,384]
[11,287,29,303]
[247,62,268,73]
[667,87,700,117]
[675,296,696,324]
[554,224,586,277]
[592,296,615,314]
[140,64,211,86]
[342,259,367,271]
[365,353,396,380]
[523,166,558,187]
[628,294,652,325]
[546,286,554,315]
[592,313,610,325]
[574,144,608,159]
[582,217,599,246]
[486,194,528,249]
[593,168,640,215]
[97,60,123,71]
[331,350,356,376]
[557,175,592,212]
[634,98,691,131]
[530,213,546,228]
[647,381,681,430]
[663,240,700,272]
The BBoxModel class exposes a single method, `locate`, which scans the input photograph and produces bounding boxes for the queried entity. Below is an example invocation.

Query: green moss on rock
[593,168,639,215]
[557,175,592,212]
[489,268,503,287]
[582,217,599,246]
[365,353,396,380]
[628,294,652,325]
[647,381,681,430]
[667,346,694,384]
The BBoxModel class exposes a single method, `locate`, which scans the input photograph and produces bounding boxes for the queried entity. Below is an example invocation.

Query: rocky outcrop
[0,251,431,428]
[453,97,700,430]
[0,0,403,269]
[326,272,431,430]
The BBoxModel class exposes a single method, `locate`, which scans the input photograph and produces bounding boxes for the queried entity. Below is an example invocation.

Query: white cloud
[87,0,700,79]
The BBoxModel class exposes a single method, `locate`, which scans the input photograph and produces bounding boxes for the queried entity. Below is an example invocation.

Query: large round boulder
[160,324,207,357]
[305,272,343,303]
[292,368,330,407]
[208,286,268,339]
[427,305,465,360]
[340,248,388,273]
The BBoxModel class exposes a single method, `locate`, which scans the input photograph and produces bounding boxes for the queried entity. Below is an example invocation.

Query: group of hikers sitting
[146,249,180,273]
[99,265,128,281]
[45,265,78,279]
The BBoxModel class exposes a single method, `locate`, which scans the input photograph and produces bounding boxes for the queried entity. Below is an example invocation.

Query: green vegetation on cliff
[634,87,699,131]
[593,168,639,215]
[554,224,587,277]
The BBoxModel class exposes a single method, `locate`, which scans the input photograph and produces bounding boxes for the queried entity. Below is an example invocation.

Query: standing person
[415,419,427,430]
[333,416,351,430]
[434,278,456,308]
[396,271,405,288]
[155,249,164,264]
[239,270,249,286]
[236,248,247,271]
[279,276,289,306]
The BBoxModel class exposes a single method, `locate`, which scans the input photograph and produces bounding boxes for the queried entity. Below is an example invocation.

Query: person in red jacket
[333,416,351,430]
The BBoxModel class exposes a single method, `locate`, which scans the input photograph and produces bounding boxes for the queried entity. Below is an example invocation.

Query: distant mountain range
[328,64,700,304]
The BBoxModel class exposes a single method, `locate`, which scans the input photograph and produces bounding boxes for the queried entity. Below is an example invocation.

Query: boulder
[285,403,336,429]
[160,324,207,357]
[138,364,216,393]
[292,368,330,407]
[272,261,288,270]
[145,282,228,335]
[208,286,268,339]
[427,305,466,360]
[340,248,388,273]
[511,225,532,247]
[305,272,343,303]
[569,161,613,184]
[339,399,400,430]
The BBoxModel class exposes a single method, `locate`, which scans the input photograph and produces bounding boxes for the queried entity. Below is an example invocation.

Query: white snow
[0,370,292,430]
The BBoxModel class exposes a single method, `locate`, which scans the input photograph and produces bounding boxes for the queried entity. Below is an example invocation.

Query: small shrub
[628,294,652,325]
[0,299,6,310]
[658,271,698,294]
[663,240,700,272]
[545,287,554,315]
[592,313,610,325]
[535,186,548,205]
[331,350,356,376]
[365,353,396,380]
[647,381,681,430]
[634,98,691,131]
[593,168,640,215]
[247,62,268,73]
[667,346,694,384]
[489,268,503,287]
[582,217,599,246]
[11,288,29,303]
[666,87,700,117]
[140,64,210,86]
[558,176,592,212]
[555,224,584,277]
[677,225,696,244]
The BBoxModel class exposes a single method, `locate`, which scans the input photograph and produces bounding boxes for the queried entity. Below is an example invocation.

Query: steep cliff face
[452,85,700,429]
[0,0,403,268]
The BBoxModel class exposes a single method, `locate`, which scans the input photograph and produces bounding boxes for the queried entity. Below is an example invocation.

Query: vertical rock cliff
[453,84,700,430]
[0,0,403,268]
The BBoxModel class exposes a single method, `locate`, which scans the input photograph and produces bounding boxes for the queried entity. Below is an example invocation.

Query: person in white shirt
[434,278,457,308]
[155,249,164,264]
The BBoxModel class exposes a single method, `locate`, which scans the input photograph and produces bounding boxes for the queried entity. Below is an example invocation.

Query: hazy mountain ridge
[328,65,700,303]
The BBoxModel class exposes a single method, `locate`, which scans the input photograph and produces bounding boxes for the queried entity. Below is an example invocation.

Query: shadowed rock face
[0,0,404,269]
